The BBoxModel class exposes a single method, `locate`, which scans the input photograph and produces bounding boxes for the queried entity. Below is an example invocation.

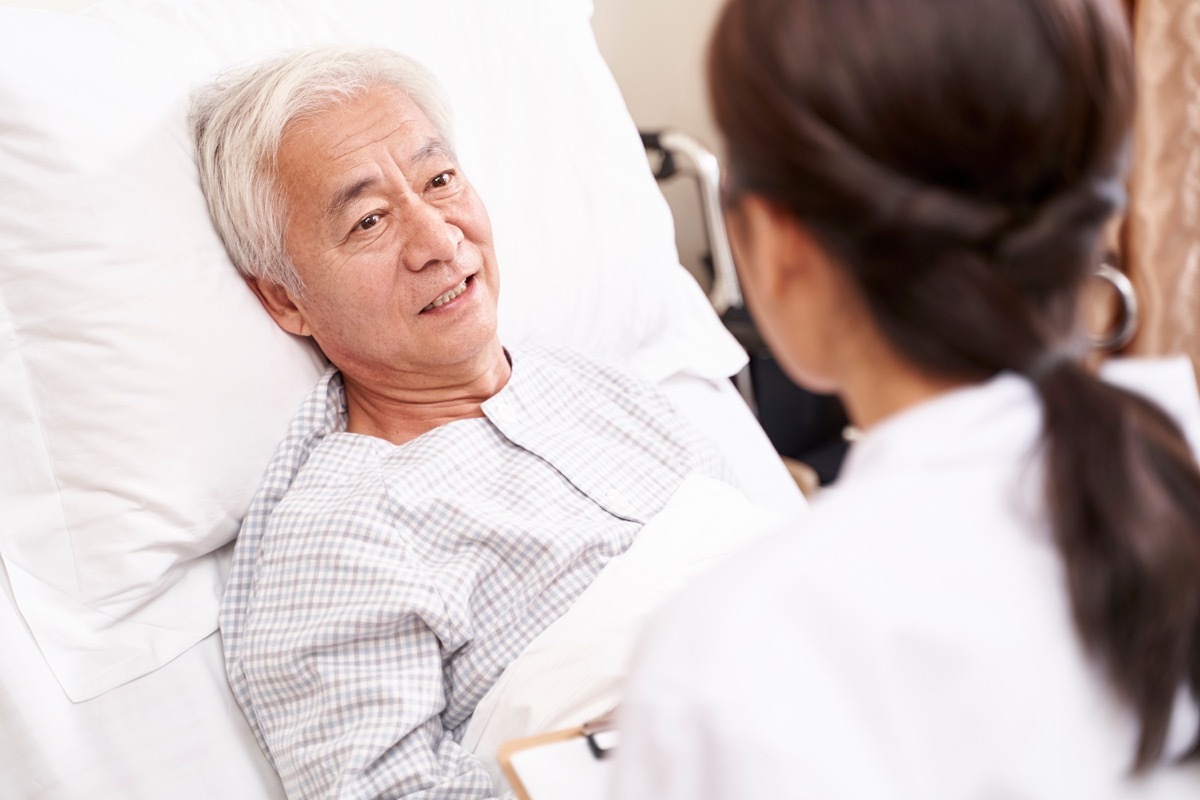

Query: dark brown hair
[710,0,1200,770]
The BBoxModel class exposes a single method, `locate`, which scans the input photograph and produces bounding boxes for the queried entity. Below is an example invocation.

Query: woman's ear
[732,194,831,303]
[246,277,312,337]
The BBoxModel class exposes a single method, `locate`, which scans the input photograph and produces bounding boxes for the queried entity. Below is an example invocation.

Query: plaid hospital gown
[220,345,730,800]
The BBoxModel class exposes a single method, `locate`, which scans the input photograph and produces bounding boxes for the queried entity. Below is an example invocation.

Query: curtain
[1121,0,1200,366]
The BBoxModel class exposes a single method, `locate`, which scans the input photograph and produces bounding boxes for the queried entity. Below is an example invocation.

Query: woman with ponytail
[613,0,1200,796]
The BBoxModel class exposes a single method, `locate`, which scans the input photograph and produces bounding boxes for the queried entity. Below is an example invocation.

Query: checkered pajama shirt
[220,345,732,799]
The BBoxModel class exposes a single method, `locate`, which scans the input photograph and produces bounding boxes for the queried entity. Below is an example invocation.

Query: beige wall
[592,0,728,286]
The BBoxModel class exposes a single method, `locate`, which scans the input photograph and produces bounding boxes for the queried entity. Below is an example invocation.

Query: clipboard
[496,712,618,800]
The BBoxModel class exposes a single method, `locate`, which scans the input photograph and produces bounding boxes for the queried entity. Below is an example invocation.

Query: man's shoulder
[264,366,467,513]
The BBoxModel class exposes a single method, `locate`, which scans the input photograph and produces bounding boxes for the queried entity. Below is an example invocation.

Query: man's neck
[340,341,512,446]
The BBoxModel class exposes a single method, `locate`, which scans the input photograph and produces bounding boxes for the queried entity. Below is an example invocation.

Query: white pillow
[0,0,745,701]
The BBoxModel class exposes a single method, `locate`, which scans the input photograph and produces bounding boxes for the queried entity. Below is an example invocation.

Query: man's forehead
[280,85,443,169]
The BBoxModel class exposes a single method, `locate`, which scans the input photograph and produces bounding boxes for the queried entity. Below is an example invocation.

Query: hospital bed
[0,1,804,797]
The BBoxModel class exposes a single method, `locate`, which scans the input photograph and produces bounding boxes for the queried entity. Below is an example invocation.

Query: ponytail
[1035,361,1200,767]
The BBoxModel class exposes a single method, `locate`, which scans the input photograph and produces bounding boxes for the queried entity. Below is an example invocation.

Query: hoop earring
[1089,253,1139,352]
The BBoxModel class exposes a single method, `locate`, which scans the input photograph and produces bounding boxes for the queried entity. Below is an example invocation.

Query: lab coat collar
[836,371,1039,486]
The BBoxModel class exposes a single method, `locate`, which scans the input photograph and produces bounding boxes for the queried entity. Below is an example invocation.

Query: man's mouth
[422,276,472,312]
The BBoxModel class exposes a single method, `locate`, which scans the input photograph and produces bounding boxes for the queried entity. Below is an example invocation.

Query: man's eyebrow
[412,138,456,166]
[325,176,379,223]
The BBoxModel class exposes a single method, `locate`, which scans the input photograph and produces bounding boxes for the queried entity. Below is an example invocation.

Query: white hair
[189,46,455,295]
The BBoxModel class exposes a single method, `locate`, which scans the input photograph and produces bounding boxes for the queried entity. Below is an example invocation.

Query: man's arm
[239,502,505,800]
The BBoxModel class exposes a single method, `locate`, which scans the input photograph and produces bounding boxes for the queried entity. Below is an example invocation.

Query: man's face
[267,84,500,382]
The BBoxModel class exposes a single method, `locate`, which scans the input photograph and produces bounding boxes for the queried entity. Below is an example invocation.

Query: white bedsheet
[0,549,285,799]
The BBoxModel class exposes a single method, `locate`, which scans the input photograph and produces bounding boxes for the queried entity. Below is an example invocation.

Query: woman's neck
[838,333,972,432]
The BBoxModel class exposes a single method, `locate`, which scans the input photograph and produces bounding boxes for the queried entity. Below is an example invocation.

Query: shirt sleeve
[239,497,506,800]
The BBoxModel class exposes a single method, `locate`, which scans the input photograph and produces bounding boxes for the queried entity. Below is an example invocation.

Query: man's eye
[430,172,454,189]
[357,214,381,232]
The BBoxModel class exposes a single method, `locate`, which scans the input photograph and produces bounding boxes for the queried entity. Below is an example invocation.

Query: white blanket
[462,474,787,788]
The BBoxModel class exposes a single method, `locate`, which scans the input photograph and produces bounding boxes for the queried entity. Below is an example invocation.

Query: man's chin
[416,328,505,370]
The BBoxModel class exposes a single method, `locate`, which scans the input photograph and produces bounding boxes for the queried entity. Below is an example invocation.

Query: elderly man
[190,46,734,799]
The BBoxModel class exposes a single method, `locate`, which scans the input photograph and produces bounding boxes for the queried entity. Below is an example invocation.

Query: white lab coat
[613,360,1200,800]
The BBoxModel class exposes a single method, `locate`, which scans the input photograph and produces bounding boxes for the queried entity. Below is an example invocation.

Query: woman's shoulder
[634,461,1057,685]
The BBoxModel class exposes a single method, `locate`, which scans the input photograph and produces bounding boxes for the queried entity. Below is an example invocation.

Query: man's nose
[402,200,462,272]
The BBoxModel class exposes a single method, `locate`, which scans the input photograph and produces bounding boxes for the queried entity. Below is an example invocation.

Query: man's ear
[245,276,312,337]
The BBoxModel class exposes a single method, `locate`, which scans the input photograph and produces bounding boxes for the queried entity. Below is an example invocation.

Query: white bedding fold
[462,473,786,788]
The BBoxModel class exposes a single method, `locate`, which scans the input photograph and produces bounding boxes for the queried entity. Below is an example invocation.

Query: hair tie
[1024,348,1077,385]
[1093,174,1128,216]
